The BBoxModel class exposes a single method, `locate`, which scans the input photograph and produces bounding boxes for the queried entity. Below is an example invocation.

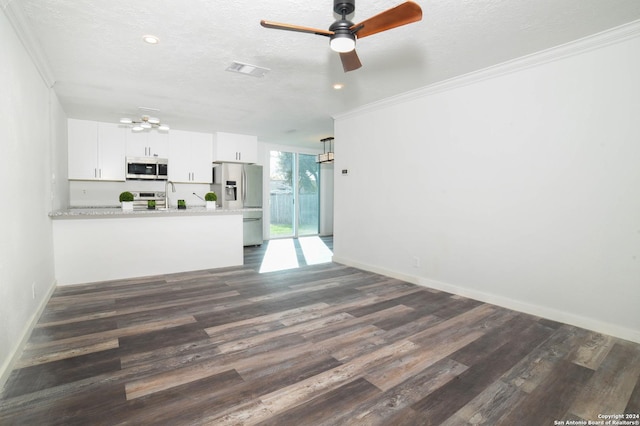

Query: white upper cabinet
[97,123,127,181]
[125,130,169,158]
[68,119,97,180]
[168,130,213,183]
[68,119,126,181]
[212,132,257,164]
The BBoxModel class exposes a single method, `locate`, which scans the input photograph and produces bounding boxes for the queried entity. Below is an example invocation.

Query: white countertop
[49,206,261,219]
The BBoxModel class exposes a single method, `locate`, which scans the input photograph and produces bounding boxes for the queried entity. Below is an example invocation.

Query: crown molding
[334,19,640,121]
[2,0,55,87]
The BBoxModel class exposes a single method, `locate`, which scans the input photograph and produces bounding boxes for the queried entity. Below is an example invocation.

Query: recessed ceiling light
[333,83,344,90]
[142,35,159,44]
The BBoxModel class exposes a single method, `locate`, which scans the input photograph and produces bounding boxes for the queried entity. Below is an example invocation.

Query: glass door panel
[269,151,295,238]
[297,154,319,236]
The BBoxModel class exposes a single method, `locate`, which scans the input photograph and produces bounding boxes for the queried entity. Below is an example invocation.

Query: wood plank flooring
[2,236,640,425]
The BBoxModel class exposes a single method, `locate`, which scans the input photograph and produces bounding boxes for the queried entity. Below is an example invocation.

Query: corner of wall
[0,279,57,392]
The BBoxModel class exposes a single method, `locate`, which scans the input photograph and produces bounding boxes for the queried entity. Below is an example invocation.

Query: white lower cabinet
[169,130,213,183]
[68,119,126,181]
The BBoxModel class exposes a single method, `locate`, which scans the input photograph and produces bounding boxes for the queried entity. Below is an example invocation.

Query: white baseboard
[0,280,57,391]
[332,256,640,344]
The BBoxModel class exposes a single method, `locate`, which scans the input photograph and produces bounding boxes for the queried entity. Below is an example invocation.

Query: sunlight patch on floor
[259,239,299,273]
[258,237,333,273]
[299,236,333,265]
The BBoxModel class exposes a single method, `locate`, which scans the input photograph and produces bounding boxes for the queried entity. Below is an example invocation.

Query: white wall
[320,162,334,236]
[0,9,64,385]
[333,26,640,343]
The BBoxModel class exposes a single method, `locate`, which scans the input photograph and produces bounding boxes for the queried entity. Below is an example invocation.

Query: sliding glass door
[269,151,319,238]
[297,153,320,236]
[269,151,295,238]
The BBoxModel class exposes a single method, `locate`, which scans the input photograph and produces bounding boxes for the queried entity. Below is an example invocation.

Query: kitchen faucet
[164,180,176,209]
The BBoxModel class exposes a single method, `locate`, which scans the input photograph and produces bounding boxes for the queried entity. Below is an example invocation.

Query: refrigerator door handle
[241,166,247,204]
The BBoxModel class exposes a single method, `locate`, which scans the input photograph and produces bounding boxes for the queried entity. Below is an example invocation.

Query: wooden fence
[270,193,318,226]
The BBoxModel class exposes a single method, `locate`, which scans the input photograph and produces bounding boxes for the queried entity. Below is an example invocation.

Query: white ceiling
[9,0,640,148]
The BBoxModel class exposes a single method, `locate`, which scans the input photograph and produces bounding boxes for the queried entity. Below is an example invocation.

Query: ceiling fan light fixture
[261,0,422,72]
[119,113,170,132]
[330,32,355,53]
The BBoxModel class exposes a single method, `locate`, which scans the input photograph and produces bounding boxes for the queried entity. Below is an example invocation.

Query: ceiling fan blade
[260,20,334,37]
[340,50,362,72]
[350,1,422,39]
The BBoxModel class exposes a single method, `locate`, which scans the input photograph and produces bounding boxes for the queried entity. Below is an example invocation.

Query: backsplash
[69,180,211,208]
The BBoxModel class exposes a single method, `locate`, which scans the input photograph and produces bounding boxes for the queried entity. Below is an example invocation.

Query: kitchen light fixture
[317,137,335,163]
[119,115,169,132]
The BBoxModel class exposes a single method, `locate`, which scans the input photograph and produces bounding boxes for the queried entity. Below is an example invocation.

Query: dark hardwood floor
[2,236,640,425]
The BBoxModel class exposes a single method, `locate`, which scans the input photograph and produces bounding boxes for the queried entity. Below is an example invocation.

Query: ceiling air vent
[226,61,270,78]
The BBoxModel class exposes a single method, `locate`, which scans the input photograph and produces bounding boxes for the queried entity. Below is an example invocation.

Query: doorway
[269,150,320,238]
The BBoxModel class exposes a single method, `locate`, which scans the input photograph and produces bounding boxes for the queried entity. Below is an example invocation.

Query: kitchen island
[50,207,248,285]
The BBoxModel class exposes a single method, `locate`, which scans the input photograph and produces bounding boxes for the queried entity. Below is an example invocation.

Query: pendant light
[317,137,335,163]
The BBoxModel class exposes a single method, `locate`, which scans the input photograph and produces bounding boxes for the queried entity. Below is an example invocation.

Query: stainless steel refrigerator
[212,163,263,246]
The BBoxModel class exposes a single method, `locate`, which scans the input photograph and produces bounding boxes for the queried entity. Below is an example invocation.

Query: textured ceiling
[8,0,640,148]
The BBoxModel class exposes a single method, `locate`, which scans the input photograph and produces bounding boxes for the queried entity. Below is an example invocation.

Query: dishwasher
[243,210,263,246]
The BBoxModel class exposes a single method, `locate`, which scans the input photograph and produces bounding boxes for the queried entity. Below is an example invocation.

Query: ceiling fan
[260,0,423,72]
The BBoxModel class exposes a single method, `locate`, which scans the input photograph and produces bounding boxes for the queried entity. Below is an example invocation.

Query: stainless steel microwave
[126,157,168,180]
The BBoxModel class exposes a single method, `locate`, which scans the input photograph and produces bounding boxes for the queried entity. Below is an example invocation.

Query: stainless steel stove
[131,191,166,209]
